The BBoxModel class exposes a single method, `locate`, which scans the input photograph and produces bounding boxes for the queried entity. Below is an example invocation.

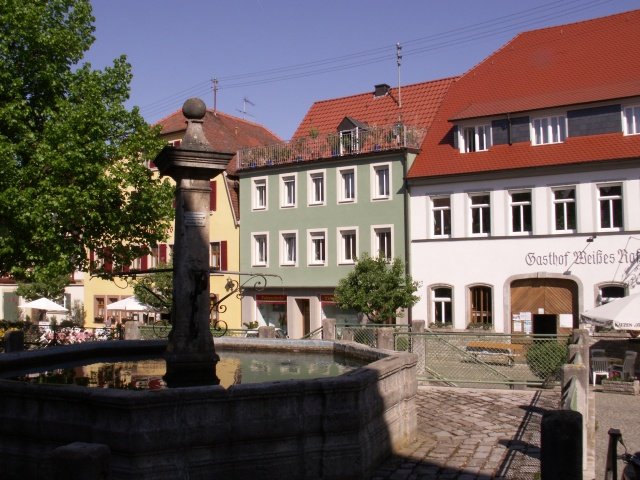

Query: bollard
[376,327,394,351]
[258,325,275,338]
[52,442,110,480]
[322,318,336,340]
[541,410,583,480]
[4,330,25,353]
[123,320,140,340]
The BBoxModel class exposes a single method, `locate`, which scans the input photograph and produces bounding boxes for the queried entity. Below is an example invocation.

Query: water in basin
[6,350,365,390]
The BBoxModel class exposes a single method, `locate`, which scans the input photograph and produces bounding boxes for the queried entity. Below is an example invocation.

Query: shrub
[526,340,569,384]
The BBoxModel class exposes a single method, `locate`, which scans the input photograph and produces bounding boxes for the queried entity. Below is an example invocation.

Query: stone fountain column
[154,98,233,387]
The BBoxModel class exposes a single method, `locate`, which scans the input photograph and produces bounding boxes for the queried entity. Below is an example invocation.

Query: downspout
[403,152,412,326]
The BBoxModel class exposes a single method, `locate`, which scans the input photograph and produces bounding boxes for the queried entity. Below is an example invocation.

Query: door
[533,314,558,335]
[296,299,310,336]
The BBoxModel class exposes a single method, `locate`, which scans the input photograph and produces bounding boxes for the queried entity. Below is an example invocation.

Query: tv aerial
[237,97,255,118]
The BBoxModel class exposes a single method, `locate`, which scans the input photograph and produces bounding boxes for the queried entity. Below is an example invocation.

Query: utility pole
[396,43,403,110]
[211,78,219,113]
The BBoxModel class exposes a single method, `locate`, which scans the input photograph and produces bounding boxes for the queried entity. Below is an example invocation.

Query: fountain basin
[0,338,417,480]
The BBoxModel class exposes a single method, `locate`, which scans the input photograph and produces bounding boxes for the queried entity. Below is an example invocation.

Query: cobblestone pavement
[371,386,560,480]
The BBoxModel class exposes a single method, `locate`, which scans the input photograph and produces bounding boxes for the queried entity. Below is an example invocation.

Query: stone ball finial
[182,98,207,120]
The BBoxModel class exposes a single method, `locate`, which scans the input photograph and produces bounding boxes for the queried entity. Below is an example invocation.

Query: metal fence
[334,324,570,388]
[237,124,426,171]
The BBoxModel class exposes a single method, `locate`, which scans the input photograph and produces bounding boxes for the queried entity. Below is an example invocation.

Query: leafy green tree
[334,253,420,324]
[0,0,174,288]
[132,263,172,313]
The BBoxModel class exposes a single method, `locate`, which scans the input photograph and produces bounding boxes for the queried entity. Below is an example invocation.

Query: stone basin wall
[0,339,417,480]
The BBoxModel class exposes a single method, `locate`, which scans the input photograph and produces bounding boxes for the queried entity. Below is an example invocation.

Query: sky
[86,0,640,140]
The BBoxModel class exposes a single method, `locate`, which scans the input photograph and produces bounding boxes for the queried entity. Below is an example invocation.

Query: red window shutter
[89,250,95,272]
[141,255,148,271]
[159,243,167,264]
[221,241,227,271]
[209,181,216,211]
[103,249,113,273]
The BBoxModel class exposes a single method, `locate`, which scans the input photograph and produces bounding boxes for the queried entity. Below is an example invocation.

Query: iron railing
[237,124,426,171]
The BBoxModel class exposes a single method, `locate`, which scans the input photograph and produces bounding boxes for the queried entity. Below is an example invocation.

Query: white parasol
[106,296,156,312]
[581,292,640,331]
[19,297,68,313]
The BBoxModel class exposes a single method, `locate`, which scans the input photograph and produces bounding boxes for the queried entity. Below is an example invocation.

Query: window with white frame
[372,164,391,200]
[432,286,452,325]
[553,188,576,232]
[252,233,268,267]
[598,284,626,306]
[461,125,491,152]
[532,115,566,145]
[470,193,491,235]
[372,226,392,261]
[598,184,623,230]
[280,174,296,208]
[432,196,451,237]
[338,228,357,264]
[253,178,267,210]
[338,168,356,203]
[210,241,221,270]
[623,105,640,135]
[308,171,325,205]
[308,230,326,265]
[280,231,297,266]
[510,191,532,234]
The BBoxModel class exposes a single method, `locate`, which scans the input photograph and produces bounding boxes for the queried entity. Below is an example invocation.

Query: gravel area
[594,389,640,480]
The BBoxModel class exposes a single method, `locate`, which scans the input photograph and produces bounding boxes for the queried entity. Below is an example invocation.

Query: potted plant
[601,371,640,395]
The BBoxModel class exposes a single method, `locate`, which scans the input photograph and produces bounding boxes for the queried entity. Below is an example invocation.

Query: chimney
[374,84,391,97]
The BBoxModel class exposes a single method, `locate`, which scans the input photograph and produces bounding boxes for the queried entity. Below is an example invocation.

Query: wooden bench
[465,341,525,366]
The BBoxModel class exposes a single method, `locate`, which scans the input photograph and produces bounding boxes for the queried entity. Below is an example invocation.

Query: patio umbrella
[580,292,640,331]
[18,297,68,313]
[106,296,155,312]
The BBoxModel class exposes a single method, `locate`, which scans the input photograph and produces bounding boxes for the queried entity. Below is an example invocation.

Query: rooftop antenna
[396,43,403,111]
[211,78,219,113]
[237,97,255,118]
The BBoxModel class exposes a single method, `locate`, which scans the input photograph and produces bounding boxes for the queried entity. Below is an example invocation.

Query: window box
[601,379,639,395]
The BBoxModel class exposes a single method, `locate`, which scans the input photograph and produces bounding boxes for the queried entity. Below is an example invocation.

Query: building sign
[525,248,640,267]
[320,295,335,303]
[184,212,206,227]
[256,294,287,303]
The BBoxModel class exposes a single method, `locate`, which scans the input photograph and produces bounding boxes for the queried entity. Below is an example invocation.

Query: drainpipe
[403,152,412,327]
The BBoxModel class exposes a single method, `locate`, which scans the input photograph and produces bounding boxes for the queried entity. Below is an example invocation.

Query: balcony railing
[237,123,426,171]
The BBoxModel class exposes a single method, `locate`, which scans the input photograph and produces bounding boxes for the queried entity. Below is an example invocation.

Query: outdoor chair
[611,351,637,381]
[591,348,606,358]
[591,357,611,385]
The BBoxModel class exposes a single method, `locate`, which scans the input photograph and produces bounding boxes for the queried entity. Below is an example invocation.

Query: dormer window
[532,115,566,145]
[458,125,491,153]
[623,105,640,135]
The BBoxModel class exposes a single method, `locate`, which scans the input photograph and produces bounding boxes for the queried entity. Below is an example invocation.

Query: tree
[0,0,174,289]
[334,253,420,324]
[132,263,172,314]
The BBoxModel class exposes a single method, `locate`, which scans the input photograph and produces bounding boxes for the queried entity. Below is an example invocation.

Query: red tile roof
[155,109,281,176]
[408,9,640,180]
[292,77,456,139]
[155,109,280,222]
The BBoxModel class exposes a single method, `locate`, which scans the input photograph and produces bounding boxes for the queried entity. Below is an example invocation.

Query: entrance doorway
[510,278,578,333]
[296,299,310,336]
[533,314,558,335]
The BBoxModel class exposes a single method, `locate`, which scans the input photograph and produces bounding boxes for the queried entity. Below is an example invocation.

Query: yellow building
[83,108,280,329]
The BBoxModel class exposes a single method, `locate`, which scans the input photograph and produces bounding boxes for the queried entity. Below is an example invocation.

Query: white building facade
[410,161,640,334]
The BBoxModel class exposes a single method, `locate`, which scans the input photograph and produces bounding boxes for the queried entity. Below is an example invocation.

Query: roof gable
[155,109,281,176]
[292,77,456,139]
[408,9,640,180]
